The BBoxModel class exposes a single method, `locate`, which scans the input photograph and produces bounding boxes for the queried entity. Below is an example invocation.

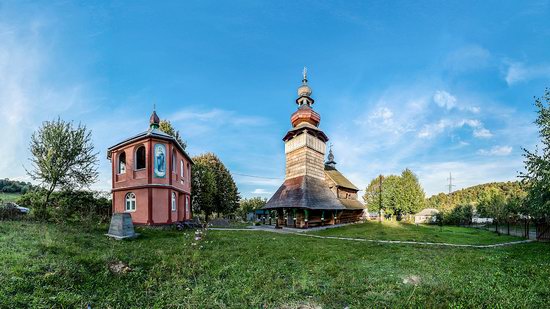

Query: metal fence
[469,221,548,241]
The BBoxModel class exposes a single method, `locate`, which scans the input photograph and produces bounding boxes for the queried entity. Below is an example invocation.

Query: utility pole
[447,172,455,194]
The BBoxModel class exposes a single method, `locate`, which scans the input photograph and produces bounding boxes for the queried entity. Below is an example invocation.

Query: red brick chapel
[107,111,193,225]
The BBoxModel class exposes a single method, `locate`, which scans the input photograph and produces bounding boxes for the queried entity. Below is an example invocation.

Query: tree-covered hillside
[0,178,34,194]
[427,181,524,213]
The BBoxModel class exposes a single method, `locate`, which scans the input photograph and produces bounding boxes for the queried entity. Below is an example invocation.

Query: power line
[230,172,282,180]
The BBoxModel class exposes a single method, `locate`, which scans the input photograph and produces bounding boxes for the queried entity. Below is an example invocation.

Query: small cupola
[150,110,160,129]
[325,145,337,169]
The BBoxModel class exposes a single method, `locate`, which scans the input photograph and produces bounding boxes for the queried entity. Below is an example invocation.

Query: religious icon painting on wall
[154,144,166,178]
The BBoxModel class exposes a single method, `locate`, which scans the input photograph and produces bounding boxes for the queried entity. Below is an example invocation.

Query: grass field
[0,192,21,203]
[1,221,549,308]
[310,221,522,245]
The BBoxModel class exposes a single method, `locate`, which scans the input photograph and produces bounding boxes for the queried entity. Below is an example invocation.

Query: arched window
[125,192,136,211]
[118,152,126,174]
[171,192,177,212]
[185,196,190,216]
[172,150,176,172]
[135,146,146,170]
[180,160,184,179]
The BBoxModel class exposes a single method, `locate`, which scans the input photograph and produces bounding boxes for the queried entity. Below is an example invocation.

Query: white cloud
[251,188,271,195]
[433,90,457,110]
[417,118,492,139]
[478,146,513,156]
[473,128,493,138]
[170,108,267,126]
[504,61,550,85]
[445,45,491,72]
[0,17,96,186]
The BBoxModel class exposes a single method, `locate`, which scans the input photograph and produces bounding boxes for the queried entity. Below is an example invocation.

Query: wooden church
[263,69,366,228]
[107,111,193,225]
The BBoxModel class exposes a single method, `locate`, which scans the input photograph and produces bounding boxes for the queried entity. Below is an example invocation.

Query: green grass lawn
[309,221,523,245]
[1,221,549,308]
[0,192,21,203]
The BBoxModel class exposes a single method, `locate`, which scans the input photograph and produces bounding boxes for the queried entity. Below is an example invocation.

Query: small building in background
[107,110,193,225]
[414,208,440,224]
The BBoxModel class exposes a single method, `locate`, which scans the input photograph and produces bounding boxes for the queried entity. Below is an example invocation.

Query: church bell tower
[283,68,329,180]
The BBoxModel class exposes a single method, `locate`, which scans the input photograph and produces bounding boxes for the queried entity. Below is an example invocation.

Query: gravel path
[208,227,534,248]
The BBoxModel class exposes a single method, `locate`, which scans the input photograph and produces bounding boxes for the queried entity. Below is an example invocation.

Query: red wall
[110,136,192,225]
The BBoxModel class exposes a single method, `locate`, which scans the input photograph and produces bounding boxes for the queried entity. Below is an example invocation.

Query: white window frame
[180,160,185,183]
[172,150,176,172]
[171,192,177,212]
[185,196,190,216]
[125,192,136,212]
[118,152,126,174]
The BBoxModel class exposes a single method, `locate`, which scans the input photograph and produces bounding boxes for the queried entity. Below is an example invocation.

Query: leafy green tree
[520,88,550,222]
[426,181,526,214]
[27,118,98,219]
[239,197,267,220]
[363,169,426,220]
[478,187,509,234]
[191,153,240,221]
[191,164,216,221]
[363,175,383,212]
[443,204,474,226]
[381,175,403,217]
[159,119,187,150]
[400,168,426,215]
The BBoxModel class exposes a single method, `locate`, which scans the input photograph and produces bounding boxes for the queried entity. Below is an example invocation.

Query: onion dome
[150,110,160,129]
[291,104,321,127]
[296,67,314,106]
[325,145,337,168]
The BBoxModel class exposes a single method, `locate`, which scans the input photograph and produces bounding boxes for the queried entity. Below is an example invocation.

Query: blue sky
[1,1,549,197]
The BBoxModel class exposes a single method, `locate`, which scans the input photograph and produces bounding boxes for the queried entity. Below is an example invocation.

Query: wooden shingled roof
[264,176,346,210]
[324,166,359,191]
[337,198,365,210]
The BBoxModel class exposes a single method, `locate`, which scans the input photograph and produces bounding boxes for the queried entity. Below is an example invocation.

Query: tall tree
[364,169,426,219]
[381,175,404,216]
[400,168,426,214]
[27,118,98,219]
[521,88,550,222]
[191,153,240,221]
[363,175,384,212]
[159,119,187,150]
[191,164,216,221]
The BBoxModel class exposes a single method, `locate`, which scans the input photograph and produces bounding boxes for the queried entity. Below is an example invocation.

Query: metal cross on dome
[302,66,308,81]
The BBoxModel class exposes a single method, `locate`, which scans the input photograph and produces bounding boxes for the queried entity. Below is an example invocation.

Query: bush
[443,204,474,226]
[17,189,112,223]
[0,203,24,221]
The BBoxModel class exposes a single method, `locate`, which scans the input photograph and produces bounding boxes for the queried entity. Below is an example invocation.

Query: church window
[180,160,184,179]
[172,150,176,172]
[118,152,126,174]
[135,146,146,170]
[125,192,136,211]
[171,192,177,212]
[185,196,190,216]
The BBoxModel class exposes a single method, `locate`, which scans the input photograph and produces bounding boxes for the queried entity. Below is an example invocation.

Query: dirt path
[209,227,534,248]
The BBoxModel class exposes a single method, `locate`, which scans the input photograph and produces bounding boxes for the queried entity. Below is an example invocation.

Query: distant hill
[426,181,525,212]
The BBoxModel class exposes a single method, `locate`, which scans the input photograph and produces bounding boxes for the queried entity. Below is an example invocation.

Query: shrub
[0,203,24,221]
[17,190,111,223]
[443,204,474,226]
